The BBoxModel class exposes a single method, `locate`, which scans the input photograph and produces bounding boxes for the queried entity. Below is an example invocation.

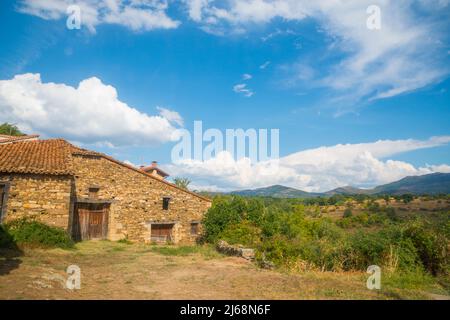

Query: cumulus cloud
[233,83,254,97]
[185,0,450,104]
[166,136,450,192]
[18,0,180,32]
[0,73,183,146]
[242,73,252,80]
[157,106,184,126]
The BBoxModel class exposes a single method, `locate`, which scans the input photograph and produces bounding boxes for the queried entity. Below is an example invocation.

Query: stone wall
[71,155,211,243]
[0,173,72,228]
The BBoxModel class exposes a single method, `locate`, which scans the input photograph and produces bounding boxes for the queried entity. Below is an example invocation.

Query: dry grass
[0,241,447,300]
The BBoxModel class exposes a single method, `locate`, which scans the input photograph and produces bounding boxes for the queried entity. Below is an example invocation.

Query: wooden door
[74,203,109,241]
[151,224,173,242]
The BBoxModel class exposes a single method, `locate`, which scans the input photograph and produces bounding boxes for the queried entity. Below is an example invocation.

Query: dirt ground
[0,241,446,300]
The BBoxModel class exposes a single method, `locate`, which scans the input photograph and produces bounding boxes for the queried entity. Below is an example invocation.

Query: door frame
[73,201,110,241]
[149,222,176,243]
[0,181,11,224]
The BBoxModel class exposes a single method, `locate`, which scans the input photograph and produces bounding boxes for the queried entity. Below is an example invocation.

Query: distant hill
[371,172,450,195]
[325,186,370,196]
[230,185,322,198]
[229,173,450,198]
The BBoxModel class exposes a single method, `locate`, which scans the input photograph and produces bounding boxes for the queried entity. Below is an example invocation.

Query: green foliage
[117,238,132,245]
[0,123,24,136]
[401,194,414,204]
[402,221,449,275]
[4,218,74,249]
[343,208,353,218]
[219,220,262,246]
[203,196,450,277]
[202,196,265,243]
[173,177,191,190]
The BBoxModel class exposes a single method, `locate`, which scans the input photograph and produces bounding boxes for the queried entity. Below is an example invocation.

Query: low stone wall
[216,240,255,260]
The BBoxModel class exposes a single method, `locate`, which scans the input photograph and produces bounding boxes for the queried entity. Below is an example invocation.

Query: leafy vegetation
[0,123,24,136]
[202,195,450,281]
[2,218,74,249]
[173,177,191,190]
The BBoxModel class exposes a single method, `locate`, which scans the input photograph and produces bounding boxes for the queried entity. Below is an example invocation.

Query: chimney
[151,161,158,167]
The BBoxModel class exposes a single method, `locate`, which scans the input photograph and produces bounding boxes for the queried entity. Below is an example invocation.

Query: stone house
[0,139,211,244]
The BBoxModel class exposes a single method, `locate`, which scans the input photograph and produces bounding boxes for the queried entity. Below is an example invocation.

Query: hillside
[230,185,321,198]
[229,173,450,198]
[371,172,450,195]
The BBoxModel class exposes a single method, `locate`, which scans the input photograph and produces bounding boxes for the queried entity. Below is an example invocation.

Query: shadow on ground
[0,226,23,275]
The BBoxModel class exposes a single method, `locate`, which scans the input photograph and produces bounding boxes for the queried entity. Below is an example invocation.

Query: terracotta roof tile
[0,138,211,202]
[0,134,40,144]
[0,139,73,175]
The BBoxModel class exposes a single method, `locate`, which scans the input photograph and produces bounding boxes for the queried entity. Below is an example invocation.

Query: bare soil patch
[0,241,444,300]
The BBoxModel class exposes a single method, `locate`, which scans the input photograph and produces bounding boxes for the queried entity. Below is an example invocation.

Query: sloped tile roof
[0,134,40,144]
[0,139,73,175]
[0,138,211,202]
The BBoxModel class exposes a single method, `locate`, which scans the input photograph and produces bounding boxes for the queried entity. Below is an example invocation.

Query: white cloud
[233,83,254,97]
[242,73,252,80]
[18,0,180,32]
[185,0,450,104]
[184,0,211,22]
[157,106,184,126]
[166,136,450,192]
[123,160,138,167]
[0,73,183,146]
[259,61,271,69]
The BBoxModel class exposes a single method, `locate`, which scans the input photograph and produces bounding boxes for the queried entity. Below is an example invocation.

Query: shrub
[4,218,74,249]
[343,208,352,218]
[202,197,246,243]
[204,196,450,276]
[401,194,414,204]
[402,221,449,275]
[219,220,262,247]
[117,238,132,244]
[386,207,399,221]
[202,196,266,243]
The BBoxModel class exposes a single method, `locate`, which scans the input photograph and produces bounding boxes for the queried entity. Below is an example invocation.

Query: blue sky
[0,0,449,191]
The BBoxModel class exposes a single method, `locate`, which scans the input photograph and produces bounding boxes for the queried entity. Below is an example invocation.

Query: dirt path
[0,241,441,300]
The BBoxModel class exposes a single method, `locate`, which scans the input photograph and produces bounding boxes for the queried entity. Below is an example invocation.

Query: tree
[0,123,24,136]
[401,194,414,204]
[343,208,353,218]
[173,177,191,190]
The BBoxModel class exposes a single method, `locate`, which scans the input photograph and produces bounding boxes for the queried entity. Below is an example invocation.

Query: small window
[89,187,99,199]
[190,222,199,235]
[162,197,171,210]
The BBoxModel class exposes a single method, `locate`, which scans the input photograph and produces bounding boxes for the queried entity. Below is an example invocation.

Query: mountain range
[227,173,450,198]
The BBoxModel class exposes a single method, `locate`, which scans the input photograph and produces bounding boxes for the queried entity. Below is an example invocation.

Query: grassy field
[0,241,448,300]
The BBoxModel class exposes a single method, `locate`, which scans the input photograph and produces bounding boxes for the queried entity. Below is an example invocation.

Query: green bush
[402,221,449,275]
[203,196,450,276]
[219,220,262,246]
[202,196,265,243]
[4,218,74,249]
[343,208,352,218]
